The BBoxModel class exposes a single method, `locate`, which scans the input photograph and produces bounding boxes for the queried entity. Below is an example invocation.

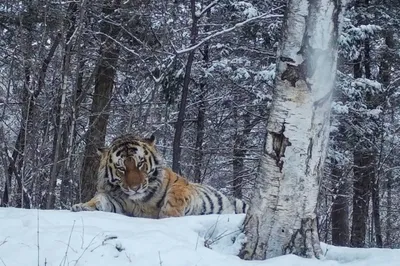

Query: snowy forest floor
[0,208,398,266]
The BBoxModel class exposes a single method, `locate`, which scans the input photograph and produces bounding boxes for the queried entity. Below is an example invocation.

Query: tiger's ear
[144,134,156,146]
[97,147,108,156]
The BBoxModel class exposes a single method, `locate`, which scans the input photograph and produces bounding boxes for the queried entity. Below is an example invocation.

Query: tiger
[71,134,248,218]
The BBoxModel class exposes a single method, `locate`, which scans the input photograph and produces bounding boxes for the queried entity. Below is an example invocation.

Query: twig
[60,220,76,266]
[102,235,118,244]
[0,237,8,247]
[73,233,101,266]
[90,235,118,252]
[158,251,163,266]
[125,252,132,263]
[195,233,200,251]
[176,8,284,55]
[203,216,247,248]
[55,240,77,253]
[196,0,220,18]
[203,217,220,248]
[80,217,85,249]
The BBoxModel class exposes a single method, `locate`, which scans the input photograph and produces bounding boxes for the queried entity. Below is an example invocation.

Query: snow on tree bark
[239,0,343,260]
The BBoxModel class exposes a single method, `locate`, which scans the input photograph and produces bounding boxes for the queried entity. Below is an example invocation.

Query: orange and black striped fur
[71,134,248,218]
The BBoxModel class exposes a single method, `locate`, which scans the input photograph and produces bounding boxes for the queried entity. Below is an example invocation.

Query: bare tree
[79,0,122,203]
[330,124,349,246]
[172,0,199,173]
[46,2,80,209]
[240,0,343,259]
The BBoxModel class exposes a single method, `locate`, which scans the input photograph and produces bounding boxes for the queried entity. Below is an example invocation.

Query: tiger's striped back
[184,183,248,215]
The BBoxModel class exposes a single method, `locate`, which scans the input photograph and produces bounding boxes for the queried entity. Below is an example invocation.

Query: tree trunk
[240,0,342,260]
[350,6,375,245]
[385,171,392,247]
[371,172,382,247]
[331,125,349,246]
[232,134,245,199]
[172,0,198,173]
[193,85,206,183]
[2,17,60,208]
[379,32,394,248]
[79,0,121,203]
[46,2,78,209]
[232,110,255,199]
[331,160,349,246]
[350,151,373,247]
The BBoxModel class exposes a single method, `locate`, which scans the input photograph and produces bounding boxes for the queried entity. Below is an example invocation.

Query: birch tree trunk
[240,0,343,260]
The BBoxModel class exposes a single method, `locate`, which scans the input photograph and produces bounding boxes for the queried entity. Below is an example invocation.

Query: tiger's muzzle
[120,157,149,199]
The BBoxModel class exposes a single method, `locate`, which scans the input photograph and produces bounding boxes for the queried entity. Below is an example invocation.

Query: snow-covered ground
[0,208,399,266]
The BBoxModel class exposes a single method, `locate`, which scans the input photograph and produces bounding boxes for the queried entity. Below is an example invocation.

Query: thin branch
[176,9,284,55]
[196,0,220,19]
[0,237,7,247]
[94,31,139,57]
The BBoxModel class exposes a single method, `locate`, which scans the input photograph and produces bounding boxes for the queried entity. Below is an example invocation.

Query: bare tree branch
[195,0,220,19]
[176,9,284,55]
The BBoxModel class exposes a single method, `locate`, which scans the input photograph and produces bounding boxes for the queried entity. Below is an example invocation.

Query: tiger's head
[97,134,164,201]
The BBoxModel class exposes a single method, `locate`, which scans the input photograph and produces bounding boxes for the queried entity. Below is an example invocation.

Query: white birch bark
[240,0,344,260]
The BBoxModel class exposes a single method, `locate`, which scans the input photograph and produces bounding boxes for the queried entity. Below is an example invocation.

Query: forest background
[0,0,399,249]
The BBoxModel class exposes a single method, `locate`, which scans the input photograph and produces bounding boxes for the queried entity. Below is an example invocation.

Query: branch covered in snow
[195,0,220,19]
[176,7,284,55]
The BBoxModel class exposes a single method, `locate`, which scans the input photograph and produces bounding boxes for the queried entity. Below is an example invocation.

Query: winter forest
[1,0,400,259]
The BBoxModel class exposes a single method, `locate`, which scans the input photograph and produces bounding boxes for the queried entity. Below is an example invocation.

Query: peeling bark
[270,129,291,172]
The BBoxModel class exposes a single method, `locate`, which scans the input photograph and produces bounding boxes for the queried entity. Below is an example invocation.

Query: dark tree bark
[61,57,86,208]
[330,116,349,246]
[350,53,373,247]
[46,2,79,209]
[379,31,395,248]
[331,150,349,245]
[1,7,61,207]
[172,0,199,173]
[232,110,259,199]
[232,132,246,198]
[193,19,210,183]
[350,0,375,245]
[79,0,122,203]
[193,86,206,183]
[351,151,373,247]
[385,171,392,247]
[371,173,382,247]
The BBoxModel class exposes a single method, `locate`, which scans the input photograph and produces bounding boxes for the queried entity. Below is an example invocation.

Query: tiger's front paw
[71,203,96,212]
[158,207,183,218]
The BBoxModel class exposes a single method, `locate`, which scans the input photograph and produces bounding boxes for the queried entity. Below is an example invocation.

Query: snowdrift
[0,208,398,266]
